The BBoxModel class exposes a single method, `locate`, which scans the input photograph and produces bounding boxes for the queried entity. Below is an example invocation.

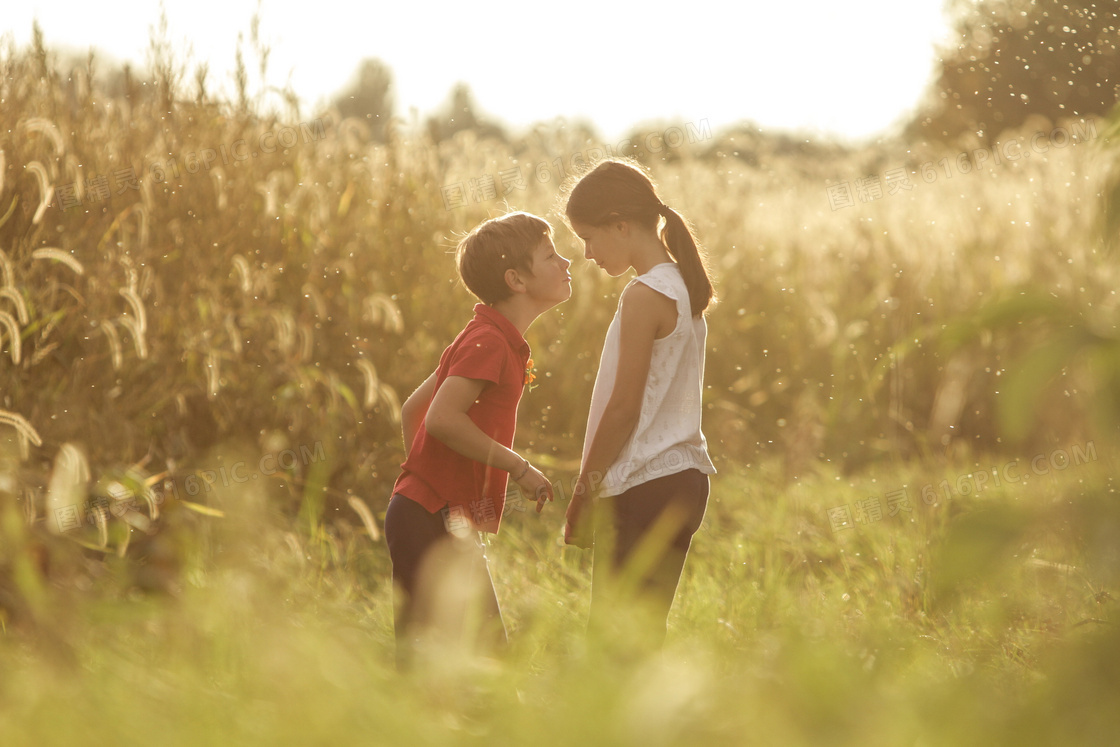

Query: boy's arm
[426,375,555,509]
[565,284,674,545]
[401,372,438,458]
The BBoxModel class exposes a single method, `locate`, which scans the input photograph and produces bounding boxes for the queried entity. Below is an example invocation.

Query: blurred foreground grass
[2,451,1118,747]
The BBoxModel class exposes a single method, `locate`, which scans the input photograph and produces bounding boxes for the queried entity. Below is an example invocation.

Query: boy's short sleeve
[446,329,505,385]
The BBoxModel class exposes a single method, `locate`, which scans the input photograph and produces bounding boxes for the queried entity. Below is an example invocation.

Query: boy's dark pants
[589,468,709,643]
[384,493,506,669]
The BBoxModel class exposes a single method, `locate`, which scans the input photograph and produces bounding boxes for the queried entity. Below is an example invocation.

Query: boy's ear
[504,267,527,294]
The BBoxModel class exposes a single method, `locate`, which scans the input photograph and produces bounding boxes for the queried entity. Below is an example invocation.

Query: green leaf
[941,291,1073,352]
[179,500,226,518]
[931,502,1033,603]
[0,196,17,231]
[998,335,1085,439]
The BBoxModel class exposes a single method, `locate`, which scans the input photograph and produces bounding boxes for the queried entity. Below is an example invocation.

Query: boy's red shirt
[392,303,530,534]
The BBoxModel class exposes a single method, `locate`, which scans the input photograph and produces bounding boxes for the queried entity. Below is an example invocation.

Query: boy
[384,211,571,668]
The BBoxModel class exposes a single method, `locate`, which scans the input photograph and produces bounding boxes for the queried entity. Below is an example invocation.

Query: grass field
[2,25,1120,747]
[2,455,1118,746]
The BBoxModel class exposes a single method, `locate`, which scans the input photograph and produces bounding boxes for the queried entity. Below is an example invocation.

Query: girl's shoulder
[619,274,679,339]
[632,262,685,303]
[620,278,673,308]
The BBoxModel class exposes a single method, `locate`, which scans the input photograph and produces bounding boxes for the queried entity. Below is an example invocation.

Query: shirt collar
[472,303,530,358]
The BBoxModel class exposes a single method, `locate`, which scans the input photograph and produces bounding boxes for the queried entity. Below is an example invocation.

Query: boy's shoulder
[449,314,508,352]
[451,304,525,352]
[437,309,523,380]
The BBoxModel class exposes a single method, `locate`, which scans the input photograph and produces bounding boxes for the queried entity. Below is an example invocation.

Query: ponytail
[659,206,715,317]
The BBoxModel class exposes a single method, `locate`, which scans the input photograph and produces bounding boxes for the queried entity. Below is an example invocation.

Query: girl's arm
[565,283,676,544]
[425,375,554,509]
[400,372,438,458]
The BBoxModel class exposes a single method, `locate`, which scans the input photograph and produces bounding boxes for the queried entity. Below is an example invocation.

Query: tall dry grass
[1,22,1118,625]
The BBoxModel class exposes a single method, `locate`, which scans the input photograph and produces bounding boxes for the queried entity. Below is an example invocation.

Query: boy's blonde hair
[456,211,552,304]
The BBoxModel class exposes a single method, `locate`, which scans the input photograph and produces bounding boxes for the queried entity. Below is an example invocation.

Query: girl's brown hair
[564,158,715,316]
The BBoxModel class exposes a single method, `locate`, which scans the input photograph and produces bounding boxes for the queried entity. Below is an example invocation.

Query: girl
[563,158,716,643]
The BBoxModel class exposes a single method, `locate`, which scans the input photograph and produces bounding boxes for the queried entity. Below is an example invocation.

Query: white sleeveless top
[582,262,716,497]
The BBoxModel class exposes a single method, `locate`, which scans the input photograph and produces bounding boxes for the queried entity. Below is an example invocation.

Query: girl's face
[569,220,630,277]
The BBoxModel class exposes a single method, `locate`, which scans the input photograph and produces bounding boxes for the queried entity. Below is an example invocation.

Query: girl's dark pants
[384,493,506,669]
[589,468,710,642]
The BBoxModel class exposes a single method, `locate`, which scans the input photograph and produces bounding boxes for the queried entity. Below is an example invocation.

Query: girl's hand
[514,461,553,513]
[563,475,594,548]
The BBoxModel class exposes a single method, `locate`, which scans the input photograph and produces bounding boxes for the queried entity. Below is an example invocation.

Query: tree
[908,0,1119,142]
[333,58,394,142]
[425,82,506,143]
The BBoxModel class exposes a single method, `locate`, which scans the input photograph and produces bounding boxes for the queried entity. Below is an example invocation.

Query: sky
[3,0,958,144]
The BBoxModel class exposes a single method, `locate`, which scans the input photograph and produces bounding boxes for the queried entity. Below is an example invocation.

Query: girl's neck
[630,234,673,276]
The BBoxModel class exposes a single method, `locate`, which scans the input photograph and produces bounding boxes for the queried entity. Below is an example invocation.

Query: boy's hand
[514,462,553,513]
[563,475,594,548]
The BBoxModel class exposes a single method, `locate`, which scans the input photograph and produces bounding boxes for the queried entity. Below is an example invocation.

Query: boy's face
[522,236,572,308]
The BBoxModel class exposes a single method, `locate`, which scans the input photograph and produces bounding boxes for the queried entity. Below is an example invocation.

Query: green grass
[1,452,1116,747]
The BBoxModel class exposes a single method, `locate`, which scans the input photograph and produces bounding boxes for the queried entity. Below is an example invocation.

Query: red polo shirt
[392,303,530,534]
